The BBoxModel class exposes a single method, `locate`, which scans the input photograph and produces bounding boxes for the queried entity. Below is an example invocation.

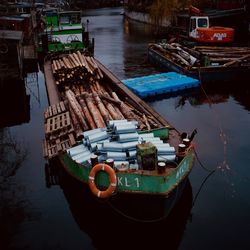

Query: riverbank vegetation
[125,0,211,29]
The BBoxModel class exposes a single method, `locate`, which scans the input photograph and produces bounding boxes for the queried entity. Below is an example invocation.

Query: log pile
[193,46,250,67]
[51,51,103,86]
[149,42,250,69]
[49,51,164,140]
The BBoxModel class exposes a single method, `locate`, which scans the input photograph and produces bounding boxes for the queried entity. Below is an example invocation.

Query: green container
[138,127,169,139]
[136,142,157,170]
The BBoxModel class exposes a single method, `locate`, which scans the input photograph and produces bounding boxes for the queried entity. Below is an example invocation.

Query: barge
[43,51,196,220]
[37,9,94,59]
[148,42,250,83]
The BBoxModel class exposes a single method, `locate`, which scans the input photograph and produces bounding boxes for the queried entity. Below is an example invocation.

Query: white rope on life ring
[88,163,117,199]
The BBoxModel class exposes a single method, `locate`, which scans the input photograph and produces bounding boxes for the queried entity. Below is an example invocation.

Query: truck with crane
[175,5,235,44]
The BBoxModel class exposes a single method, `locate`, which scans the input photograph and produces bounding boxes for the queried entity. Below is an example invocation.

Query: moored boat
[37,9,94,58]
[43,50,196,220]
[148,42,250,83]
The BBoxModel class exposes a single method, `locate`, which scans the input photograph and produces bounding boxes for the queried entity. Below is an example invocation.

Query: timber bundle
[51,51,103,85]
[50,51,162,138]
[149,43,250,69]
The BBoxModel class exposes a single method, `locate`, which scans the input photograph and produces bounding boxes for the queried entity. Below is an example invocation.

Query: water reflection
[0,77,30,128]
[0,72,35,249]
[50,163,193,250]
[122,17,161,79]
[141,74,247,119]
[0,127,29,249]
[167,81,250,112]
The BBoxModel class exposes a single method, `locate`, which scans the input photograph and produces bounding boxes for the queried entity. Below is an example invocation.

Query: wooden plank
[48,146,57,158]
[68,133,76,146]
[44,132,76,159]
[60,101,66,112]
[48,106,53,117]
[46,140,57,158]
[56,138,62,152]
[45,111,73,138]
[44,101,68,122]
[56,102,61,113]
[65,112,71,129]
[61,140,71,151]
[52,104,57,116]
[44,61,61,105]
[45,117,53,134]
[43,139,48,158]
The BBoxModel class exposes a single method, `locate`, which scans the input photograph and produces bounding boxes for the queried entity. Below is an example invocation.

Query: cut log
[78,96,96,129]
[112,92,137,120]
[92,92,111,123]
[65,89,89,130]
[100,93,122,106]
[143,114,151,130]
[83,93,106,128]
[77,51,86,67]
[223,54,250,67]
[64,100,83,138]
[73,52,82,66]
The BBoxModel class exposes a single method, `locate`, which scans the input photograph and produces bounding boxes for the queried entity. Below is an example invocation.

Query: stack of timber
[43,51,170,159]
[43,101,76,159]
[148,43,250,82]
[51,51,103,86]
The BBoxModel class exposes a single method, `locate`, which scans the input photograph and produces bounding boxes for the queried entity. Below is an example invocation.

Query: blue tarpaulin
[122,72,200,98]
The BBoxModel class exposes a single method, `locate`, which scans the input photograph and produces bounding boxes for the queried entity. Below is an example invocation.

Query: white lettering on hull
[176,160,188,180]
[117,177,140,188]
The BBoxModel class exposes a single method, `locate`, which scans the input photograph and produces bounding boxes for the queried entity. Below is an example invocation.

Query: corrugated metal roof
[0,16,25,21]
[0,30,23,40]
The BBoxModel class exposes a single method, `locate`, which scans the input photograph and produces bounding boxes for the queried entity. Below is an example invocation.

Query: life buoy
[0,43,8,54]
[88,163,117,198]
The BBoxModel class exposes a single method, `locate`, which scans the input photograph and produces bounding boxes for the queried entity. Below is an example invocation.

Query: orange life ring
[88,163,117,198]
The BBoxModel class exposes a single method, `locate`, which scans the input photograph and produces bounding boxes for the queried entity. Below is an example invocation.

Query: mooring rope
[198,68,229,173]
[192,169,216,208]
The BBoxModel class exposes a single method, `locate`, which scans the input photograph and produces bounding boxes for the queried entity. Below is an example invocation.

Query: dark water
[1,7,250,250]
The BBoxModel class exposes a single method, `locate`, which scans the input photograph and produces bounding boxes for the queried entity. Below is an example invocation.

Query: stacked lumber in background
[193,46,250,67]
[149,43,250,69]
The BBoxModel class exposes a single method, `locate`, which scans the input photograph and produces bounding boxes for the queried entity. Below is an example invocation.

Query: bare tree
[0,128,28,184]
[0,128,30,249]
